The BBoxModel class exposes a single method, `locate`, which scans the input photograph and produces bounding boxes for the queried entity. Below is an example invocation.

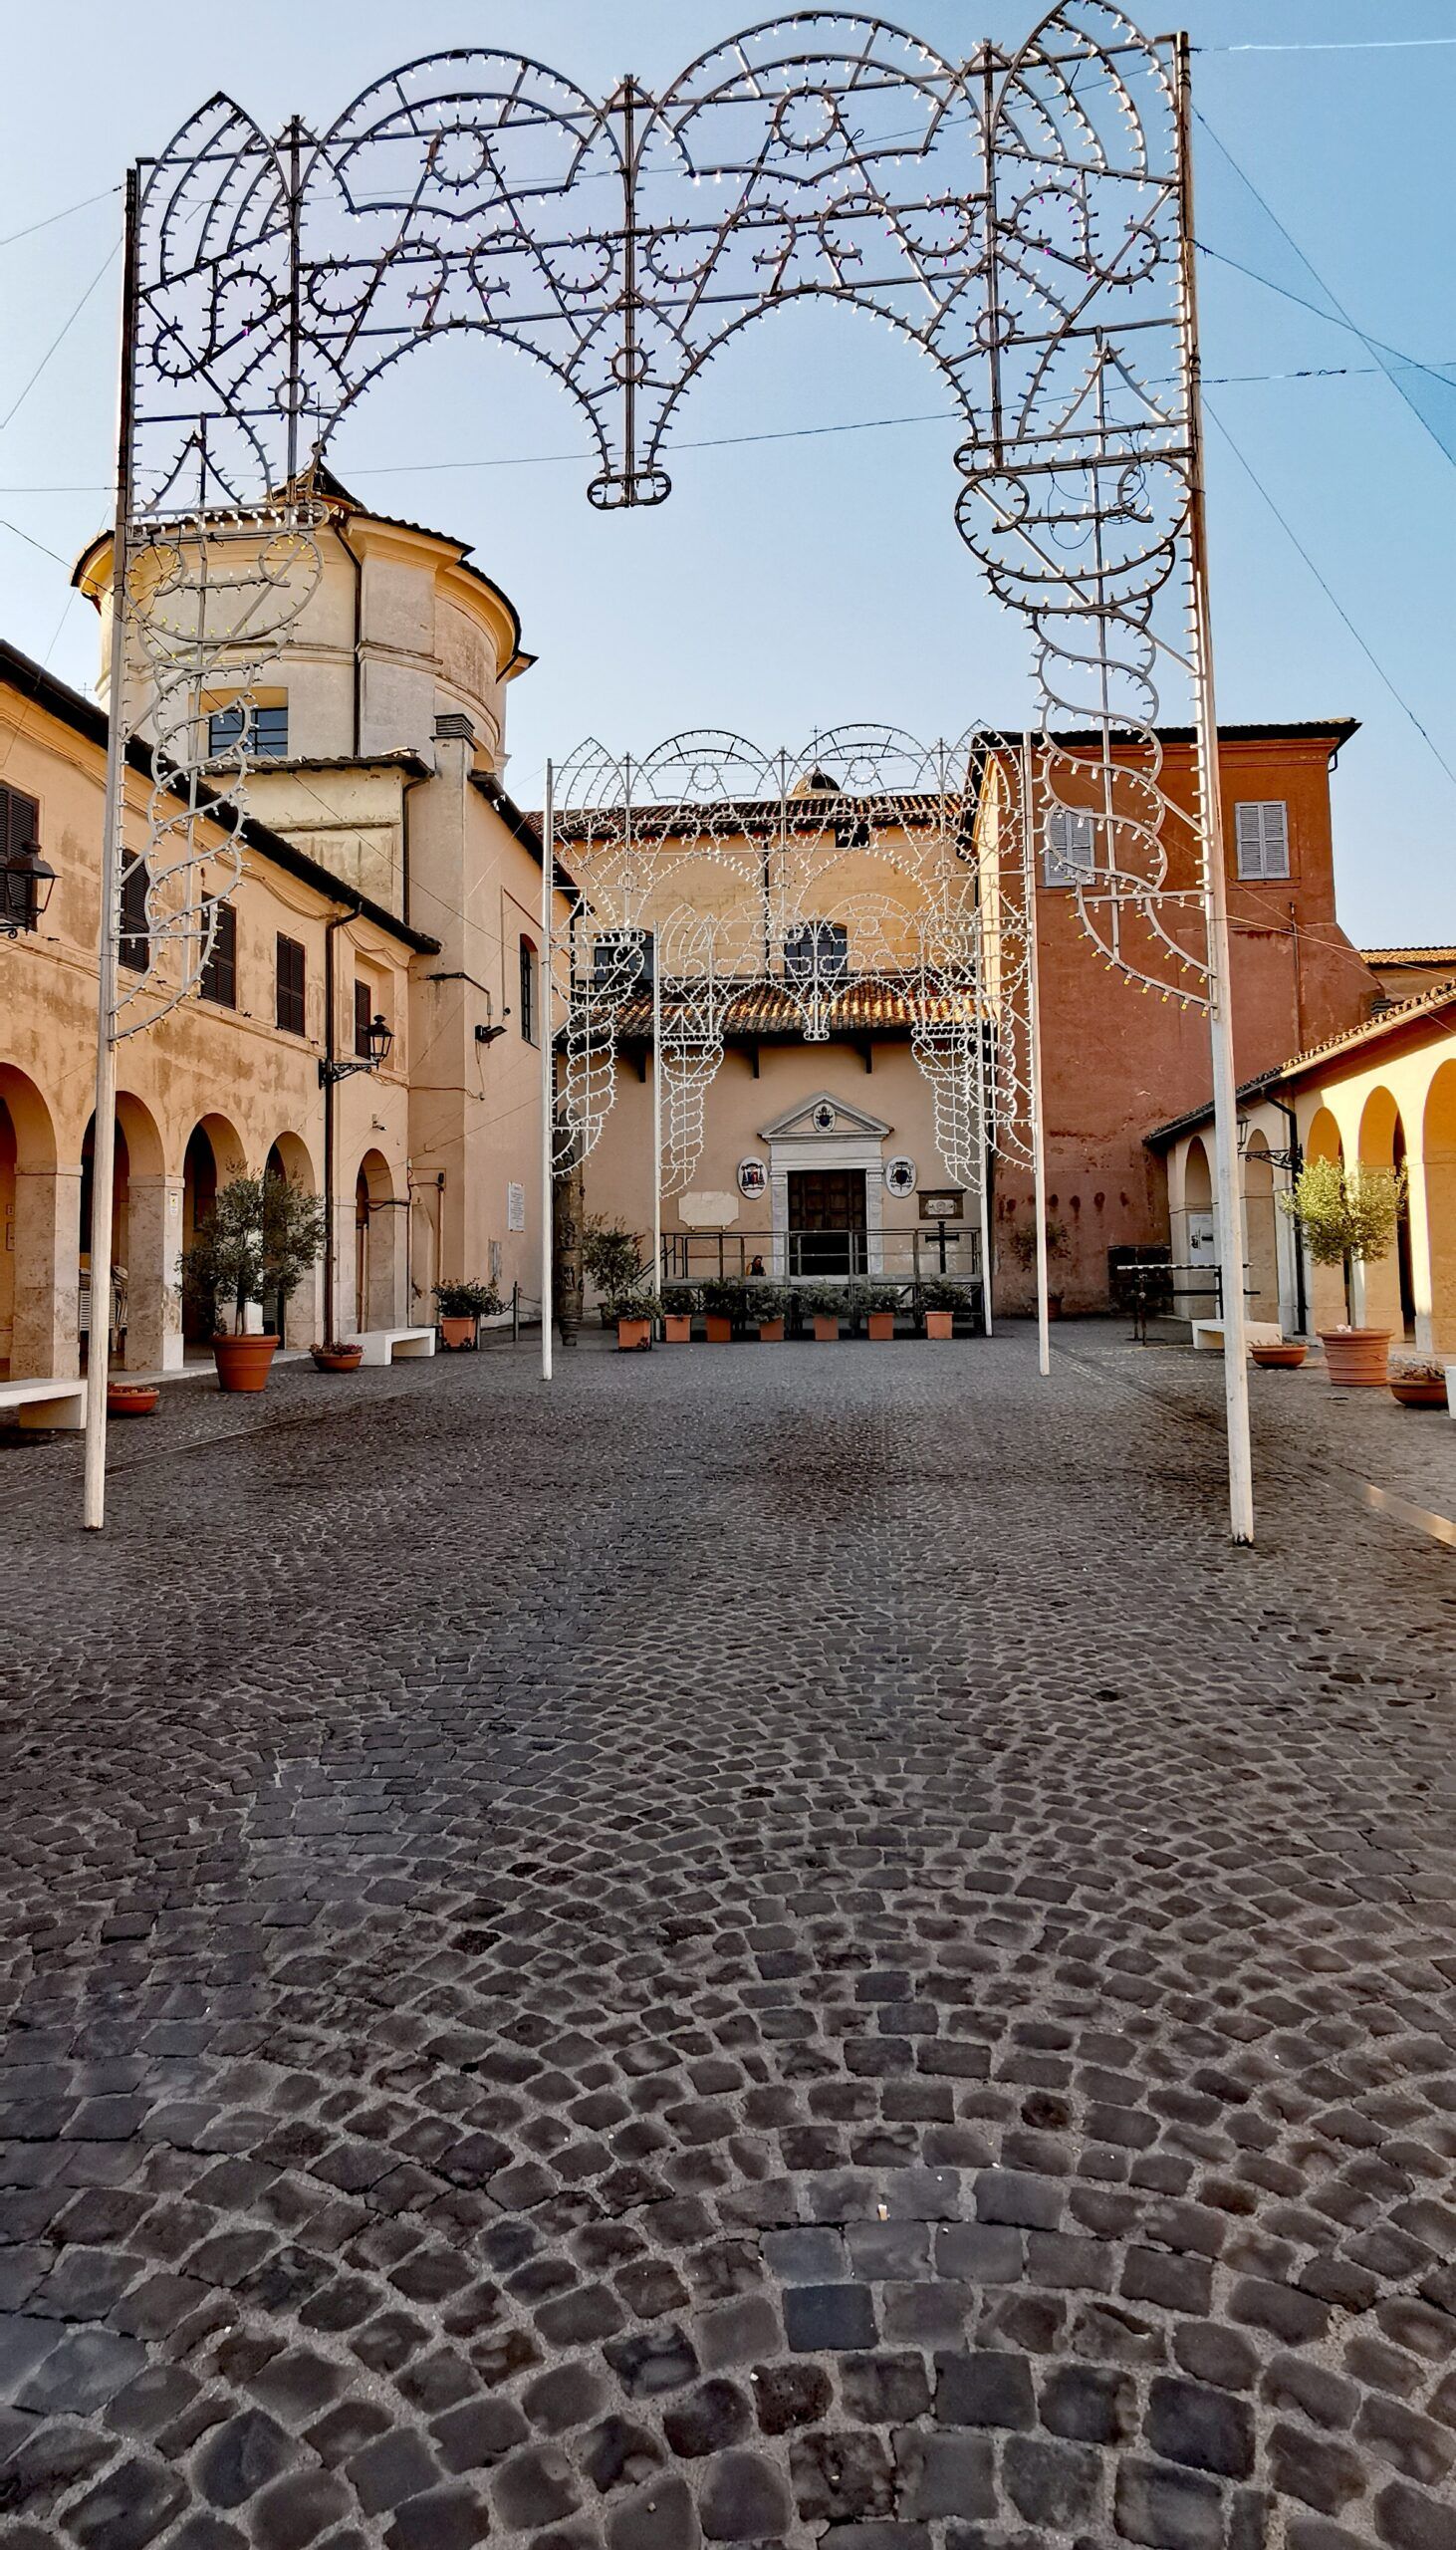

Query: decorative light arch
[86,0,1254,1546]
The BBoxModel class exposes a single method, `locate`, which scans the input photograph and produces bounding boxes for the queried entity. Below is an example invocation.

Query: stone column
[13,1163,82,1380]
[123,1173,185,1372]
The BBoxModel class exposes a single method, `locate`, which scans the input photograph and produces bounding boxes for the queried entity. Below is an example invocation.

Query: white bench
[1444,1364,1456,1417]
[0,1377,87,1430]
[348,1328,436,1369]
[1190,1320,1283,1354]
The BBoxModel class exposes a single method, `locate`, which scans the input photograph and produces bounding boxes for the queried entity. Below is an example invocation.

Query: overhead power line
[0,242,120,436]
[0,182,121,253]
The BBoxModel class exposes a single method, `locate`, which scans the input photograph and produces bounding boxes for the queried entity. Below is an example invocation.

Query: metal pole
[651,928,663,1300]
[83,169,139,1532]
[1021,737,1052,1378]
[1177,36,1253,1545]
[540,760,555,1381]
[974,914,993,1337]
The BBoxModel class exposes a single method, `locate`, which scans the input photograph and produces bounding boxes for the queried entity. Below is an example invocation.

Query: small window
[355,978,374,1058]
[520,935,538,1044]
[591,928,653,994]
[834,814,871,850]
[119,858,149,971]
[276,932,306,1036]
[785,921,849,986]
[209,702,288,760]
[198,897,237,1007]
[0,784,39,861]
[1235,801,1290,882]
[1044,810,1095,887]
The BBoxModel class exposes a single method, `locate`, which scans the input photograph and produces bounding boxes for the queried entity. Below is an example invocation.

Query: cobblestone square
[2,1327,1455,2549]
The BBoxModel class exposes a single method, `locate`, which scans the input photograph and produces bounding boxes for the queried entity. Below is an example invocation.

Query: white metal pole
[974,912,993,1337]
[651,927,663,1305]
[1020,737,1052,1378]
[83,171,139,1532]
[1178,36,1253,1545]
[540,759,555,1381]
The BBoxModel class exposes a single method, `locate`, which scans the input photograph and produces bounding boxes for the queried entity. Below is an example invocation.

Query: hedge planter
[866,1312,895,1342]
[924,1310,954,1340]
[439,1315,477,1351]
[705,1314,734,1345]
[1251,1342,1308,1371]
[662,1314,692,1344]
[107,1382,158,1417]
[616,1315,652,1353]
[212,1333,279,1394]
[312,1344,364,1374]
[811,1314,840,1342]
[1319,1327,1391,1388]
[756,1319,785,1343]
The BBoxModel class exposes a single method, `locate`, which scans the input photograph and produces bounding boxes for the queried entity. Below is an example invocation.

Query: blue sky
[2,2,1454,945]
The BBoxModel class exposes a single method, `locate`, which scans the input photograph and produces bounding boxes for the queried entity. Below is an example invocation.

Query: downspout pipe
[322,903,360,1340]
[332,512,364,759]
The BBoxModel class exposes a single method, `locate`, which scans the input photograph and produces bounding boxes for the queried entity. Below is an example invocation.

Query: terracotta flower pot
[107,1382,158,1417]
[662,1315,691,1344]
[312,1347,363,1374]
[212,1333,279,1394]
[615,1316,651,1353]
[439,1315,477,1351]
[705,1315,733,1344]
[1390,1377,1448,1408]
[756,1318,785,1342]
[867,1312,895,1341]
[1251,1342,1307,1370]
[924,1310,953,1340]
[1319,1327,1391,1388]
[812,1314,840,1342]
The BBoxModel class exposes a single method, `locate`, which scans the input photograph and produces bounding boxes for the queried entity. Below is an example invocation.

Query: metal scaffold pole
[1020,737,1052,1379]
[541,761,555,1382]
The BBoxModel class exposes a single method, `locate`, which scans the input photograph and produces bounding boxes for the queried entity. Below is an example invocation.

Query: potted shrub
[607,1290,659,1352]
[745,1280,790,1342]
[800,1281,846,1342]
[312,1339,364,1374]
[660,1281,698,1344]
[434,1279,500,1349]
[1004,1218,1071,1317]
[849,1280,901,1341]
[584,1215,646,1327]
[1280,1158,1404,1387]
[178,1169,326,1393]
[701,1278,746,1344]
[1250,1339,1308,1370]
[921,1275,965,1340]
[1388,1354,1448,1410]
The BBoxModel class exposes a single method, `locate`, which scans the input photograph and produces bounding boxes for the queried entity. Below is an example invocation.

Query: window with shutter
[199,897,237,1007]
[1234,801,1290,881]
[520,936,538,1042]
[1043,810,1095,887]
[0,785,39,861]
[785,921,849,984]
[355,978,374,1057]
[119,858,149,971]
[275,933,306,1035]
[590,929,653,995]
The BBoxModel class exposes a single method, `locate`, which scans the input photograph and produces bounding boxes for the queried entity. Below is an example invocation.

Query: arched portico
[1242,1134,1279,1325]
[1422,1062,1456,1354]
[181,1114,246,1346]
[1355,1087,1413,1341]
[266,1133,322,1347]
[1302,1106,1348,1333]
[0,1066,74,1381]
[351,1148,401,1335]
[81,1092,172,1373]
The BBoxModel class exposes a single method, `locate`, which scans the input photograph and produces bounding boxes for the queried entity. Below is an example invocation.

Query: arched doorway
[264,1133,320,1347]
[1422,1062,1456,1354]
[354,1149,399,1335]
[79,1093,167,1371]
[1357,1088,1410,1340]
[1304,1107,1348,1332]
[0,1067,63,1381]
[1242,1134,1279,1324]
[1183,1137,1216,1318]
[181,1115,244,1346]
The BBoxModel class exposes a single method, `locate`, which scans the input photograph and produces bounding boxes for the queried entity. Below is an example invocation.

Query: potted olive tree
[849,1279,901,1341]
[920,1275,966,1340]
[179,1170,327,1394]
[745,1280,791,1342]
[701,1278,746,1344]
[1280,1158,1404,1386]
[660,1281,698,1344]
[1004,1218,1070,1317]
[800,1281,846,1341]
[434,1279,501,1350]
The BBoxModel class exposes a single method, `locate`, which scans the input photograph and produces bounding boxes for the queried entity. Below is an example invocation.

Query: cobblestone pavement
[2,1324,1455,2550]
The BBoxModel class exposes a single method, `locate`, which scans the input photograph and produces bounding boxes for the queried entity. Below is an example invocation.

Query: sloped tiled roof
[610,978,979,1038]
[1147,971,1456,1147]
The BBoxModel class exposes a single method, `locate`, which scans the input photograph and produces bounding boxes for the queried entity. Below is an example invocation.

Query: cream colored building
[1153,970,1456,1352]
[1,474,557,1384]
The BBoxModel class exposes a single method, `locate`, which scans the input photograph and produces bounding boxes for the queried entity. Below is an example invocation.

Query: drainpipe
[332,512,364,758]
[401,767,428,930]
[322,908,353,1340]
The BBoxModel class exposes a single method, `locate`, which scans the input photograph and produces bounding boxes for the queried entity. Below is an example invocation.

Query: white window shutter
[1235,801,1289,881]
[1260,801,1290,879]
[1235,803,1265,879]
[1045,810,1094,886]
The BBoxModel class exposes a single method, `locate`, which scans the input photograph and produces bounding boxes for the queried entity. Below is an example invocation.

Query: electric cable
[0,242,119,435]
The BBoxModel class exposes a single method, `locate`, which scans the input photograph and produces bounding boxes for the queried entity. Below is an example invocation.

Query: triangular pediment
[758,1090,893,1143]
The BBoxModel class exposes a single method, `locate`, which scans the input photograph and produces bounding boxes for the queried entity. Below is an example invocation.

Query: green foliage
[849,1280,902,1316]
[799,1282,848,1317]
[660,1282,699,1317]
[178,1171,327,1336]
[920,1276,968,1313]
[1280,1157,1405,1268]
[434,1279,500,1318]
[701,1278,749,1320]
[1004,1218,1071,1272]
[583,1215,644,1297]
[745,1281,791,1320]
[607,1291,661,1322]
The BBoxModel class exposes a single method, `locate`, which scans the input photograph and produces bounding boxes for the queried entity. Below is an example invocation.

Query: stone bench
[0,1377,87,1430]
[348,1328,436,1369]
[1190,1319,1283,1354]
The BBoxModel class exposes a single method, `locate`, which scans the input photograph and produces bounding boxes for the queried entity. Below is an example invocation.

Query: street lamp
[0,840,57,937]
[319,1013,393,1086]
